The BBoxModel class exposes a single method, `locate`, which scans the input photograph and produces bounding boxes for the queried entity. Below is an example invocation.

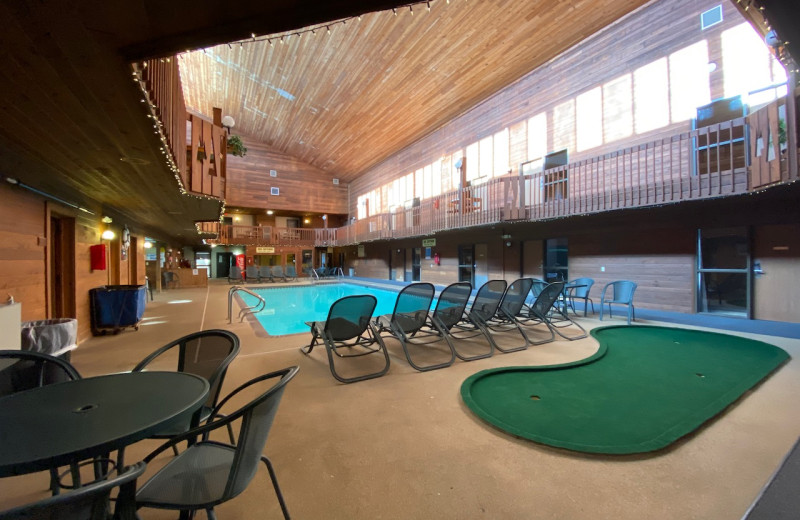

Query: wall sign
[422,238,436,247]
[256,246,275,254]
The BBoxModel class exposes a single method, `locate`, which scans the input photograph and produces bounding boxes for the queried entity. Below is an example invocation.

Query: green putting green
[461,325,790,454]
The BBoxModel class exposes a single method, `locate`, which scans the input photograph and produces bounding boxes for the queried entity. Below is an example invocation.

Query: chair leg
[226,422,236,444]
[262,456,291,519]
[206,508,217,520]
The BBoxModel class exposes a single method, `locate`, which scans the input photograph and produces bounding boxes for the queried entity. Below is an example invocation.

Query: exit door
[216,252,233,278]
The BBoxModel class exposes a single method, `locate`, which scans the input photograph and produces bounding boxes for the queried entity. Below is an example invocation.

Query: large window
[722,23,787,106]
[697,228,750,317]
[634,58,670,133]
[544,238,568,283]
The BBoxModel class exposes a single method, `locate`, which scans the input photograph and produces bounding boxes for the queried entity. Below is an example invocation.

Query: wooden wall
[753,224,800,322]
[0,183,47,321]
[226,141,349,215]
[349,0,751,216]
[1,183,148,344]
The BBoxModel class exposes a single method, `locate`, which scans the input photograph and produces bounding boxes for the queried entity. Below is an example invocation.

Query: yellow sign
[256,247,275,254]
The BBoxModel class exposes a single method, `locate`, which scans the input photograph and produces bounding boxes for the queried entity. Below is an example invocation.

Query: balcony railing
[201,94,797,248]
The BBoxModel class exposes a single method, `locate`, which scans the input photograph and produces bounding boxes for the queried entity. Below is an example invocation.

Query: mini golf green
[461,325,790,454]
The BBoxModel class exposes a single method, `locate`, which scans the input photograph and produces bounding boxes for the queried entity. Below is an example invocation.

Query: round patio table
[0,371,209,478]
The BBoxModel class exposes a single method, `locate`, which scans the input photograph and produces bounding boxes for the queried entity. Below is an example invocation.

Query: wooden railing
[138,58,226,201]
[201,95,797,248]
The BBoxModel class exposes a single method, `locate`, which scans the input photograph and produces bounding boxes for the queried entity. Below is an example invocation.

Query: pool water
[240,283,406,336]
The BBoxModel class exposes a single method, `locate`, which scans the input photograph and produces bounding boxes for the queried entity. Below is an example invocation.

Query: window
[669,41,711,122]
[634,58,670,133]
[722,23,787,106]
[543,238,568,283]
[478,136,493,182]
[270,187,280,196]
[527,113,547,160]
[697,228,750,317]
[466,143,480,183]
[700,5,723,30]
[577,87,603,151]
[603,74,633,142]
[552,100,575,152]
[494,128,509,176]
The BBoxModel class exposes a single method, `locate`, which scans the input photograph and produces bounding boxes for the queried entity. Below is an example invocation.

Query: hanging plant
[227,135,248,157]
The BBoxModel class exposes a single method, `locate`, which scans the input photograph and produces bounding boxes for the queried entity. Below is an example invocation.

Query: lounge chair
[271,265,287,282]
[408,282,471,363]
[520,281,588,341]
[600,280,637,324]
[228,265,244,284]
[315,267,328,279]
[245,265,261,283]
[258,265,272,282]
[374,282,454,372]
[449,280,507,360]
[483,278,533,352]
[285,265,298,281]
[301,295,390,383]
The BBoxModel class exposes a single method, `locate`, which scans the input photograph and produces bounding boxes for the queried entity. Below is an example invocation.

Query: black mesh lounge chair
[271,265,288,282]
[483,278,533,352]
[285,265,298,281]
[301,295,390,383]
[449,280,508,360]
[374,283,453,371]
[0,461,145,520]
[228,265,244,284]
[136,367,299,520]
[245,265,261,283]
[520,282,588,341]
[407,282,471,363]
[133,330,240,451]
[259,265,273,282]
[0,350,83,495]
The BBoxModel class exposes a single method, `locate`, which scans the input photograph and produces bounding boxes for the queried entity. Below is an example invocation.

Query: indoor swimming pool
[239,282,405,336]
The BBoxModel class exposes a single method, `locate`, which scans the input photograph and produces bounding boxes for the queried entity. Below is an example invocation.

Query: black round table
[0,371,209,477]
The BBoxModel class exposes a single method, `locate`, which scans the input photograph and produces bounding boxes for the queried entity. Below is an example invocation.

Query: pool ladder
[228,285,266,323]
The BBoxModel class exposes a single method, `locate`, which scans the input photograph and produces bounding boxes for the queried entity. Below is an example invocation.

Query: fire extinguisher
[433,252,440,265]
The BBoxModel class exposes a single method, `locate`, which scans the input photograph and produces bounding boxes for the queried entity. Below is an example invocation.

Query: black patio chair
[301,295,390,383]
[0,350,83,495]
[483,278,533,352]
[132,330,240,451]
[136,366,299,520]
[449,280,508,360]
[0,462,146,520]
[408,282,472,363]
[245,265,261,283]
[520,282,588,341]
[228,265,244,284]
[374,282,454,371]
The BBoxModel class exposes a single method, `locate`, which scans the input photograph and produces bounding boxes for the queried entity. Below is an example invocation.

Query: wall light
[221,115,235,132]
[266,210,274,215]
[304,218,310,224]
[101,229,115,240]
[144,240,153,249]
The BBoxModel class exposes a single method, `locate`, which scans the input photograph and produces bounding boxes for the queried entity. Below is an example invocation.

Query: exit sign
[422,238,436,247]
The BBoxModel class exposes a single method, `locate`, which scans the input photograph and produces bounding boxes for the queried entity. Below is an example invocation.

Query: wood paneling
[180,0,651,182]
[226,141,348,214]
[350,0,750,216]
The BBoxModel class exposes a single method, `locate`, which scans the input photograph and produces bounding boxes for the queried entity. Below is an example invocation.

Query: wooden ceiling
[180,0,653,183]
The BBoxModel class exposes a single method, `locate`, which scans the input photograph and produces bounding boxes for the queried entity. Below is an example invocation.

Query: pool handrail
[228,285,266,323]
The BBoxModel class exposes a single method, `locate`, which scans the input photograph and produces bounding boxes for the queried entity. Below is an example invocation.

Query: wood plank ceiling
[180,0,653,184]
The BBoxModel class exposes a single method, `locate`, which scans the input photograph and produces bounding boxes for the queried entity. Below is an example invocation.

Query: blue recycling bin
[89,285,147,335]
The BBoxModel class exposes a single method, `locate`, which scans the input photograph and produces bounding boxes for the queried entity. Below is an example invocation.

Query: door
[216,252,232,278]
[390,248,404,281]
[48,215,76,318]
[412,248,421,281]
[458,245,474,286]
[128,236,139,285]
[697,228,750,317]
[752,224,800,322]
[543,238,568,282]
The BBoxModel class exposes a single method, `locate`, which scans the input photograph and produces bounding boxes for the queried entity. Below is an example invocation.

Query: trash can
[348,268,355,277]
[89,285,147,335]
[21,318,78,360]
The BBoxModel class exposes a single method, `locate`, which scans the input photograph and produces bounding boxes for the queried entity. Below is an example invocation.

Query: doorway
[48,215,76,318]
[216,252,233,278]
[458,245,474,286]
[697,228,750,317]
[543,238,568,282]
[412,248,421,281]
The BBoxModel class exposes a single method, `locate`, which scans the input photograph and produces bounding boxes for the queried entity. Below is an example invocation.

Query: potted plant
[227,135,247,157]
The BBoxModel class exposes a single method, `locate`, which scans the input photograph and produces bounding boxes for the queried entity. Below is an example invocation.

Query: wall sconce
[144,240,153,249]
[304,218,310,224]
[101,229,115,240]
[322,214,328,221]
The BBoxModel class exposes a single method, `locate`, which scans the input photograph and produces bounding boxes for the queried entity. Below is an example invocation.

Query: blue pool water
[239,283,405,336]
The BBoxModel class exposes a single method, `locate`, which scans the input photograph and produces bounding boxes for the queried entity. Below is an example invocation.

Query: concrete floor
[2,279,800,519]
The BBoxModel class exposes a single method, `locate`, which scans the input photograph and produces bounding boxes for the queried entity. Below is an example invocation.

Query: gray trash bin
[348,268,355,277]
[20,318,78,360]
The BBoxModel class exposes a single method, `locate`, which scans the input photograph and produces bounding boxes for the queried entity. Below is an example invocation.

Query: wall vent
[332,178,340,185]
[270,187,280,196]
[700,5,722,30]
[269,170,277,177]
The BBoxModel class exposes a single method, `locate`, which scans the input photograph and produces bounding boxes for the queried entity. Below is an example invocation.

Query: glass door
[697,228,750,317]
[458,245,474,286]
[412,248,421,281]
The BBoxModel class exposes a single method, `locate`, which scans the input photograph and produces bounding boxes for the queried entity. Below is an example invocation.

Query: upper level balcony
[200,93,798,248]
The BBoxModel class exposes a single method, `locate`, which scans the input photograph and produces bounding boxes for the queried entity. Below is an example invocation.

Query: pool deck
[1,278,799,519]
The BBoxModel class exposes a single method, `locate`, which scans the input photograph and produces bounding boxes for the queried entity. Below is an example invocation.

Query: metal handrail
[227,285,266,323]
